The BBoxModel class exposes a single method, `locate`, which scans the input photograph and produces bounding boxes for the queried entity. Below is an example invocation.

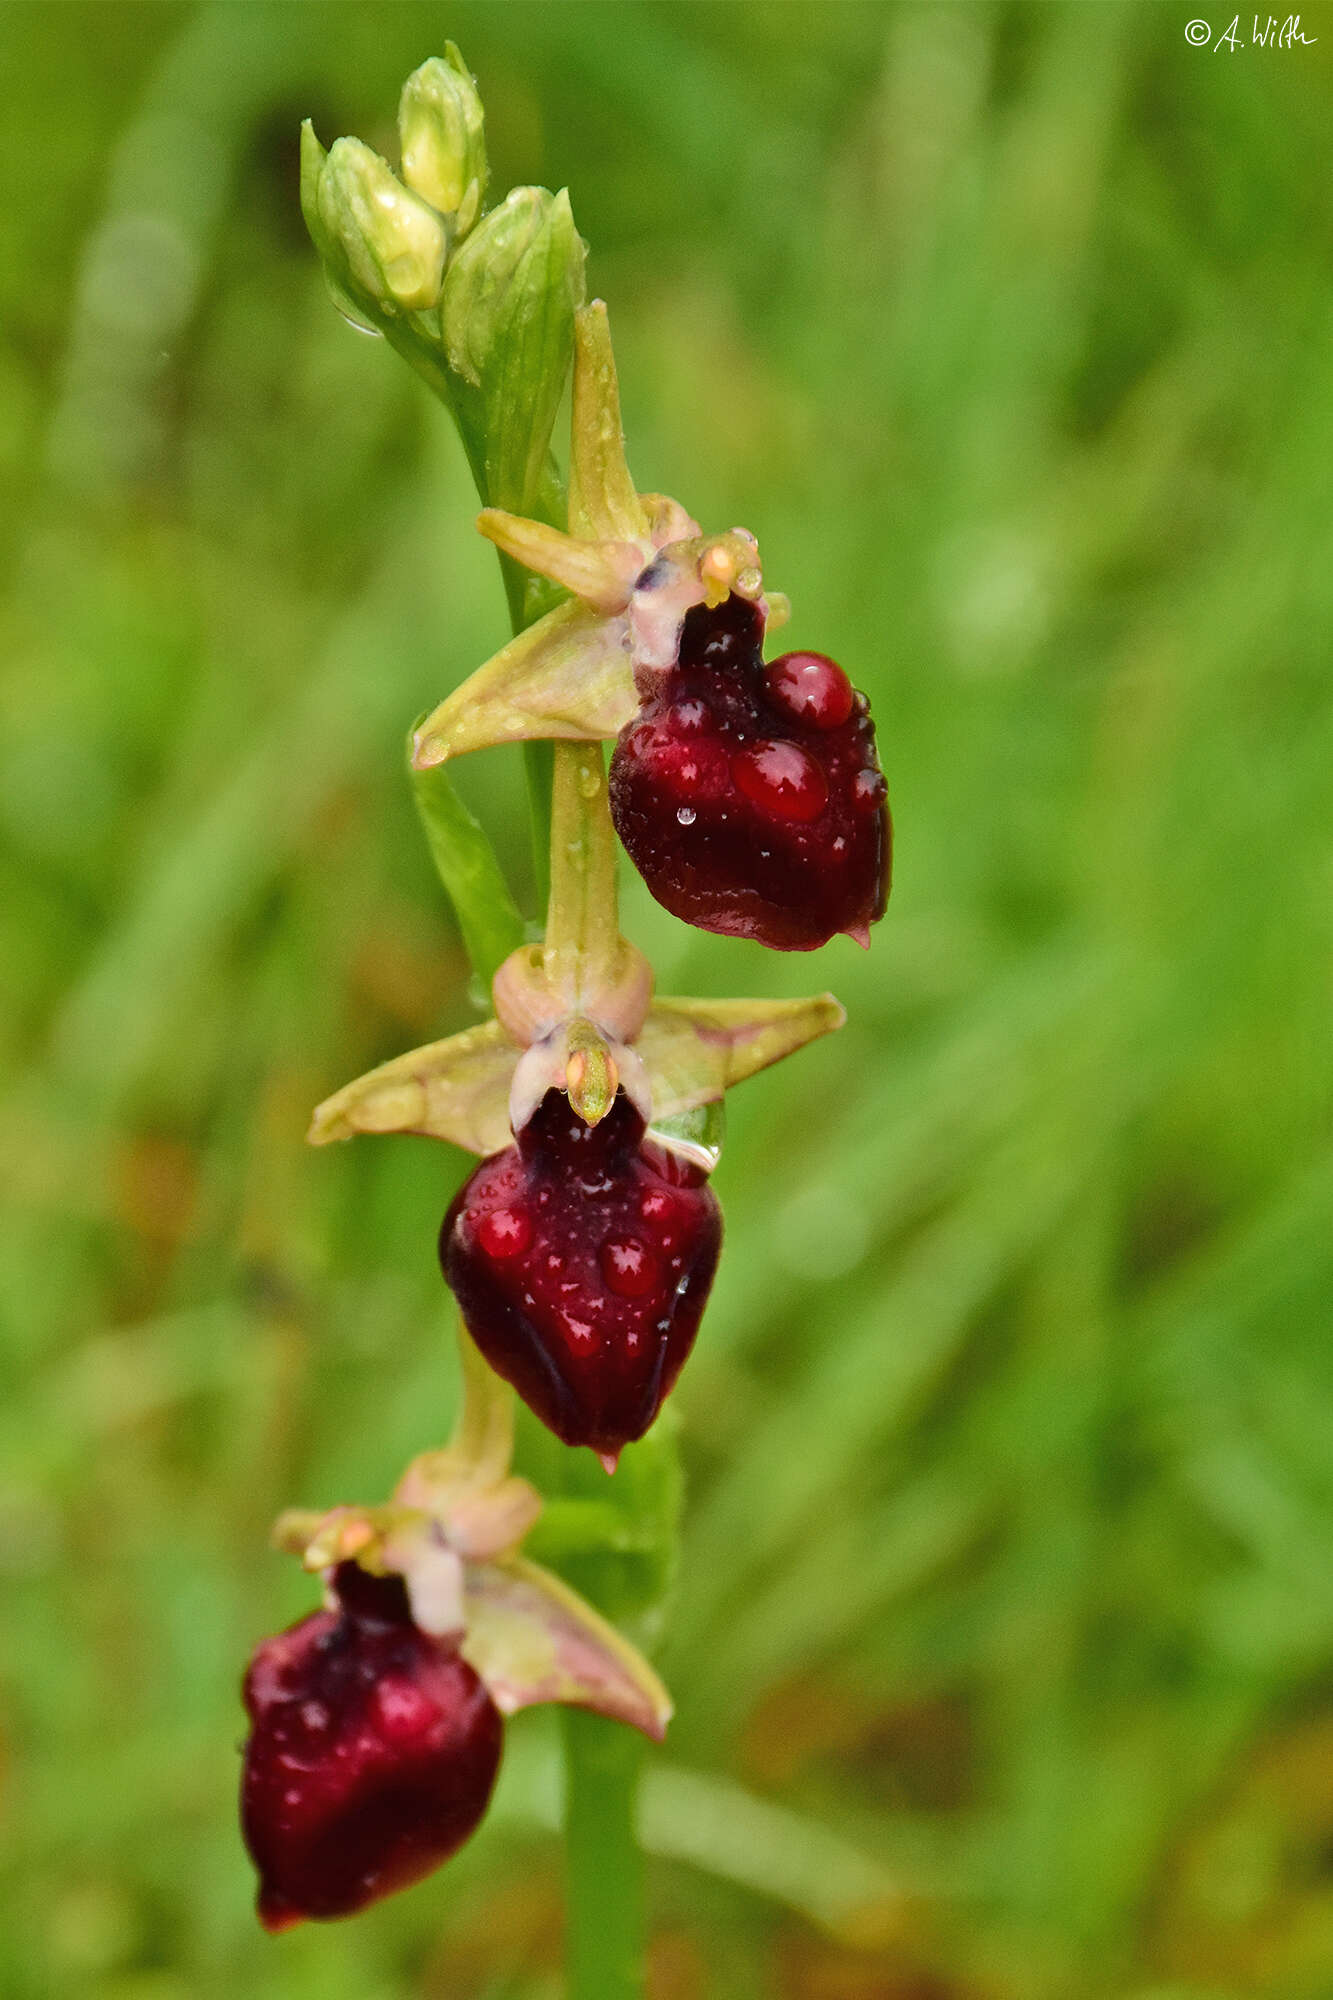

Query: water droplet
[650,1100,725,1174]
[853,767,887,810]
[327,279,385,338]
[766,652,854,730]
[676,806,696,826]
[477,1207,533,1260]
[732,739,828,823]
[336,309,383,339]
[599,1235,662,1300]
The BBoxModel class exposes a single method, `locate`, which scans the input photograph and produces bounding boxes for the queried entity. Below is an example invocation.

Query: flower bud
[312,134,449,315]
[441,185,585,514]
[398,44,488,238]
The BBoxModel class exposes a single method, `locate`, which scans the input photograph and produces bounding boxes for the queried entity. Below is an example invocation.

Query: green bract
[441,186,586,524]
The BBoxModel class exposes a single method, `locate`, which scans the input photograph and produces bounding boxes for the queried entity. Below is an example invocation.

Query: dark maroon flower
[241,1562,502,1930]
[440,1088,722,1464]
[609,592,890,950]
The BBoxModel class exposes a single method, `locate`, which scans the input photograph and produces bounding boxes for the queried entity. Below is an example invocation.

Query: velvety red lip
[609,595,890,951]
[441,1089,722,1458]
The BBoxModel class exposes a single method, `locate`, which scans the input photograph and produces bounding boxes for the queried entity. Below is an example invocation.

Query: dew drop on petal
[732,740,828,823]
[766,651,855,730]
[599,1235,662,1300]
[853,767,887,810]
[477,1208,533,1260]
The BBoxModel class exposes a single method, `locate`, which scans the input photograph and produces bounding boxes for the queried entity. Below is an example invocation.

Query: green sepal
[411,598,637,768]
[306,1018,517,1154]
[441,186,586,520]
[304,990,844,1156]
[460,1555,672,1740]
[635,993,847,1119]
[299,121,332,264]
[410,735,527,986]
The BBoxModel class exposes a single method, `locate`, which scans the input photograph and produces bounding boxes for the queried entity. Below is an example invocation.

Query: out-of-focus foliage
[1,3,1331,1995]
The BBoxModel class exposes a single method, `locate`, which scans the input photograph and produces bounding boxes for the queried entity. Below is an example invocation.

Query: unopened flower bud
[314,135,449,315]
[399,44,488,238]
[441,185,585,513]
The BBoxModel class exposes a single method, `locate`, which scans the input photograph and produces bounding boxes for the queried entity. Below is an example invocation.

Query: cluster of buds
[241,46,891,1933]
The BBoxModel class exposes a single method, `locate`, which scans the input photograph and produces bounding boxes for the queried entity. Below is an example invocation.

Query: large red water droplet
[598,1235,662,1300]
[766,651,855,730]
[731,739,829,822]
[852,767,887,811]
[476,1208,532,1259]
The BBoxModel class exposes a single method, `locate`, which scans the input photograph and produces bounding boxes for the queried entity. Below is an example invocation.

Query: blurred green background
[3,2,1332,1995]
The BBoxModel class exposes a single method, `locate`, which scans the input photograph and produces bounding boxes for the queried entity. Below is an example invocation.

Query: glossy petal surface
[441,1090,722,1457]
[240,1564,502,1930]
[609,595,891,949]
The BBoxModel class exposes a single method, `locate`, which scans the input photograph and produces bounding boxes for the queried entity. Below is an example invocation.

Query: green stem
[449,1319,516,1484]
[562,1707,646,2000]
[390,290,650,2000]
[524,739,554,910]
[544,740,624,1002]
[386,319,557,901]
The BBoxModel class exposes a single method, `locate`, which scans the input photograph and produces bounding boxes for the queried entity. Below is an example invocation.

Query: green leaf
[410,745,526,987]
[640,1766,904,1943]
[569,301,647,542]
